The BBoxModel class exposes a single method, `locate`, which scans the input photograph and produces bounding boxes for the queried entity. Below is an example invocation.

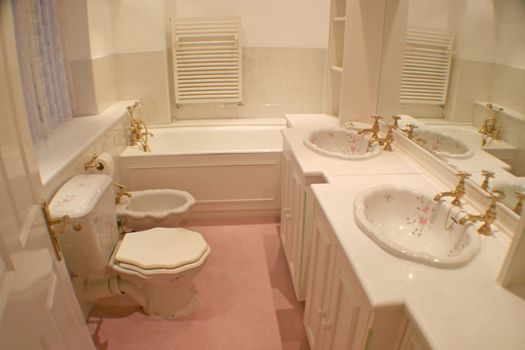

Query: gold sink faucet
[369,124,395,151]
[113,183,132,204]
[513,192,525,215]
[358,115,382,145]
[480,170,495,191]
[458,192,503,236]
[128,102,152,152]
[434,172,471,207]
[391,115,401,129]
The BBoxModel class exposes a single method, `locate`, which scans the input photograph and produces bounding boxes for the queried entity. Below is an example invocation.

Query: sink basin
[491,179,525,211]
[354,185,480,268]
[414,129,473,158]
[304,128,380,160]
[116,189,195,230]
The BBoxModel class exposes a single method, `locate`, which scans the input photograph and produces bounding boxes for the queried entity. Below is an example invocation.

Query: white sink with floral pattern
[353,185,480,268]
[304,128,381,160]
[414,129,474,158]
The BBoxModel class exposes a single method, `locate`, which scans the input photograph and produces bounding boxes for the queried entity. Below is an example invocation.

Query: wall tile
[70,59,98,115]
[445,59,493,123]
[492,64,525,115]
[92,55,118,112]
[116,51,171,125]
[174,47,327,120]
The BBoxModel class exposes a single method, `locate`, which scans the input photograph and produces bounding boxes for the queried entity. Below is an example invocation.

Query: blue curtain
[13,0,74,140]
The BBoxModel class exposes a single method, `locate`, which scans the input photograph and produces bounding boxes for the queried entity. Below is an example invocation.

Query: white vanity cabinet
[280,148,324,300]
[304,208,371,350]
[304,203,426,350]
[398,323,431,350]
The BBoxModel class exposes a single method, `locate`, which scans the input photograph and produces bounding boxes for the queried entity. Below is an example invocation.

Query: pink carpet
[88,221,309,350]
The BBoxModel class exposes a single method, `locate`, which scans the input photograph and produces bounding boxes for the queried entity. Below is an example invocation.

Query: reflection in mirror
[389,0,525,215]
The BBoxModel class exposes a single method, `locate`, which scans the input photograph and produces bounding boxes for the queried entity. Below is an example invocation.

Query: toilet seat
[114,227,210,276]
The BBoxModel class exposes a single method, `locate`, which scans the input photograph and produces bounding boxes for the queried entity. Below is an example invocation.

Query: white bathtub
[121,125,284,155]
[118,121,285,220]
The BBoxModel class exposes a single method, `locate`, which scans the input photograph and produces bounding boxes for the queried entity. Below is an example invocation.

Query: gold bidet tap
[457,192,503,236]
[434,172,471,207]
[113,183,132,204]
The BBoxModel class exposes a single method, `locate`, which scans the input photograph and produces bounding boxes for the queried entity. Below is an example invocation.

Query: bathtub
[118,121,285,220]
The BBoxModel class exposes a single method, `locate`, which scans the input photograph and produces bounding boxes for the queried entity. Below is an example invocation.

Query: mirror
[383,0,525,216]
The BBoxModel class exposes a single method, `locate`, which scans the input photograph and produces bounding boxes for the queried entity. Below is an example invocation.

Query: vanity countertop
[313,175,525,350]
[282,114,525,349]
[282,127,423,177]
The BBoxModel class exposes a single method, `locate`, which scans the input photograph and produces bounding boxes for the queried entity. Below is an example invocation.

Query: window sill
[35,100,133,185]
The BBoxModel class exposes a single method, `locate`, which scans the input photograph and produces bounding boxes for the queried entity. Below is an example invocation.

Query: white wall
[87,0,115,57]
[495,0,525,69]
[112,0,167,54]
[176,0,330,48]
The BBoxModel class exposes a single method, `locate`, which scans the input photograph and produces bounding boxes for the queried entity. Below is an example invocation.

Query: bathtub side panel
[118,153,282,219]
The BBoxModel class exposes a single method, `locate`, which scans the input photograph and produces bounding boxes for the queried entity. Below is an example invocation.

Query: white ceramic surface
[116,189,196,229]
[303,128,381,160]
[354,184,480,268]
[414,129,474,158]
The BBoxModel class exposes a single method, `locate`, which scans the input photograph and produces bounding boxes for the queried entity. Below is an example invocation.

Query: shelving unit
[325,0,347,117]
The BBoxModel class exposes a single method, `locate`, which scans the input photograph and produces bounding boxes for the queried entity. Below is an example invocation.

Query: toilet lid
[115,227,209,271]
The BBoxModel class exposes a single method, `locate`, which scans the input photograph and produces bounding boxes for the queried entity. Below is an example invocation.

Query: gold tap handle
[480,170,495,190]
[490,190,505,202]
[391,115,400,129]
[113,183,127,190]
[457,171,472,180]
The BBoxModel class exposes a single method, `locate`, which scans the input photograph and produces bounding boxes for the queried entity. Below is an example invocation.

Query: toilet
[49,174,210,320]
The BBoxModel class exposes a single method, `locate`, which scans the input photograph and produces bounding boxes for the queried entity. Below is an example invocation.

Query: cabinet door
[280,150,292,246]
[320,250,369,350]
[399,323,430,350]
[286,163,305,290]
[304,213,337,349]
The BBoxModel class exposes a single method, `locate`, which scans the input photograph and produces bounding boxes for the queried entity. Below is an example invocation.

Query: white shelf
[475,100,525,123]
[331,65,343,74]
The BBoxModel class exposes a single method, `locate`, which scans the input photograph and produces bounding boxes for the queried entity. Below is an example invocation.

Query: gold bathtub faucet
[479,104,501,146]
[128,102,152,152]
[434,172,471,207]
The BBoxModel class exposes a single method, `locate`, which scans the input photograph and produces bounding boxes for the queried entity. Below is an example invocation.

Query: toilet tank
[49,174,120,274]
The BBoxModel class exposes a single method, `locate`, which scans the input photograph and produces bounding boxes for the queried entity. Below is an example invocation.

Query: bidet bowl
[116,189,196,229]
[353,185,480,268]
[414,129,473,158]
[303,128,381,160]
